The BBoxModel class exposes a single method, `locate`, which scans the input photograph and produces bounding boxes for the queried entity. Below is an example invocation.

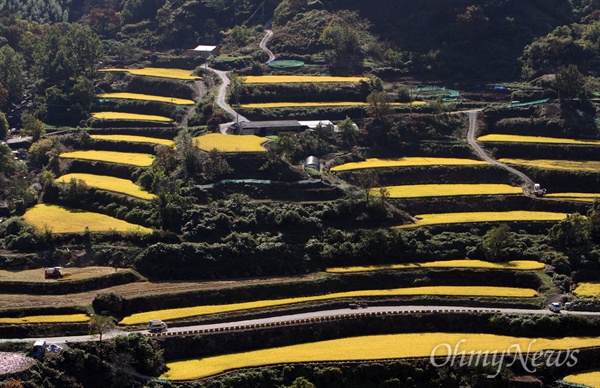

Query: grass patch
[194,133,268,153]
[98,92,195,105]
[100,67,200,80]
[92,112,172,122]
[499,158,600,172]
[161,332,600,380]
[395,211,567,229]
[56,173,155,200]
[0,314,90,324]
[240,101,427,108]
[371,184,523,198]
[243,75,369,83]
[59,150,154,167]
[563,370,600,387]
[90,134,174,147]
[119,286,536,325]
[326,260,545,273]
[22,204,153,234]
[478,134,600,145]
[574,282,600,298]
[331,157,488,172]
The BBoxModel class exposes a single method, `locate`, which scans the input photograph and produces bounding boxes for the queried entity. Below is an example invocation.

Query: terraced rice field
[478,134,600,145]
[23,204,153,234]
[161,332,600,380]
[371,184,523,198]
[331,157,488,172]
[0,266,126,283]
[59,150,153,167]
[56,173,155,200]
[574,282,600,298]
[243,75,369,83]
[195,133,268,153]
[563,370,600,387]
[545,192,600,203]
[92,112,173,122]
[100,67,200,80]
[499,158,600,172]
[326,260,545,273]
[120,286,536,325]
[90,134,174,147]
[98,92,195,105]
[395,211,567,229]
[240,101,427,108]
[0,314,90,324]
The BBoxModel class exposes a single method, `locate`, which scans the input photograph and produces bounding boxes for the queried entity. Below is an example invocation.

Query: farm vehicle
[44,267,64,278]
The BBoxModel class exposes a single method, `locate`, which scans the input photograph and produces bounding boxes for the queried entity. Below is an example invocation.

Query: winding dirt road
[260,29,275,63]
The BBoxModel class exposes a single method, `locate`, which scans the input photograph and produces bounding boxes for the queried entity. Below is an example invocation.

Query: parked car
[148,319,168,332]
[48,343,62,353]
[548,302,561,313]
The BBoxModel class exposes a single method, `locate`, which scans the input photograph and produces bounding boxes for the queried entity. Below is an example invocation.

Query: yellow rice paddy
[395,211,567,229]
[574,282,600,298]
[100,67,200,80]
[90,134,174,146]
[92,112,173,122]
[0,314,90,324]
[161,332,600,380]
[331,157,488,172]
[371,184,523,198]
[243,75,369,84]
[56,173,155,200]
[120,286,536,325]
[326,260,545,273]
[22,204,153,234]
[478,134,600,145]
[194,133,268,153]
[59,150,154,167]
[240,101,427,108]
[563,370,600,387]
[98,92,195,105]
[545,192,600,203]
[499,158,600,172]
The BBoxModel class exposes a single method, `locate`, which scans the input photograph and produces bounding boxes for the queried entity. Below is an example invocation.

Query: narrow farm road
[260,29,275,63]
[465,110,535,190]
[207,66,248,133]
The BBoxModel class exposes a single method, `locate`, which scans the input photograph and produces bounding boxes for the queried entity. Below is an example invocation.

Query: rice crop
[371,184,523,198]
[331,157,488,172]
[22,204,153,234]
[119,286,536,325]
[56,173,155,200]
[90,134,174,147]
[240,101,427,108]
[194,133,267,153]
[563,370,600,387]
[394,211,567,229]
[59,150,154,167]
[243,75,369,83]
[499,158,600,172]
[326,260,545,273]
[545,192,600,203]
[100,67,200,80]
[161,332,600,380]
[92,112,172,122]
[478,134,600,145]
[98,92,195,105]
[574,282,600,298]
[0,314,90,324]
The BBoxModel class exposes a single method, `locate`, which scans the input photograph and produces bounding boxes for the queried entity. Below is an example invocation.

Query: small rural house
[231,120,304,136]
[188,45,220,58]
[298,120,334,131]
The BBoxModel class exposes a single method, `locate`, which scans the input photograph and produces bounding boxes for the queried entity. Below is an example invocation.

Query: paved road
[465,110,535,190]
[260,29,275,63]
[207,67,248,133]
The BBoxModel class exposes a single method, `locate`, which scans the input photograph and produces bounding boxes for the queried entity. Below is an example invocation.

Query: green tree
[320,18,363,70]
[549,213,590,247]
[337,116,358,146]
[89,314,116,342]
[0,111,8,139]
[289,376,315,388]
[174,129,202,179]
[367,91,391,121]
[554,64,587,101]
[28,138,54,167]
[482,224,514,261]
[20,114,45,142]
[0,45,25,103]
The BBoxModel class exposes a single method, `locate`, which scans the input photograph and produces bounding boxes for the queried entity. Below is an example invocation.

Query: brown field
[0,267,124,283]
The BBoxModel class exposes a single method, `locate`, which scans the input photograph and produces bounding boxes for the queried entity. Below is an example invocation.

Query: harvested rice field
[0,314,90,324]
[120,286,536,325]
[161,332,600,380]
[371,184,523,198]
[395,211,567,229]
[92,112,172,122]
[574,282,600,298]
[326,260,545,273]
[0,266,127,283]
[195,133,268,152]
[499,158,600,172]
[90,134,174,146]
[563,370,600,387]
[98,92,195,105]
[22,204,153,234]
[331,157,488,172]
[240,101,427,108]
[59,150,154,167]
[100,67,200,80]
[242,75,369,83]
[478,134,600,145]
[56,173,155,200]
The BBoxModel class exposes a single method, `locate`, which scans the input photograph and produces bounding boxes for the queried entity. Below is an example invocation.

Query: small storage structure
[304,156,320,171]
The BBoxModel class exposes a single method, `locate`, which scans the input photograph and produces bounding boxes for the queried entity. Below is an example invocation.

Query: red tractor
[44,267,64,279]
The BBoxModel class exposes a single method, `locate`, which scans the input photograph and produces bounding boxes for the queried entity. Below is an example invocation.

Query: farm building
[298,120,334,131]
[304,156,320,170]
[188,45,220,58]
[231,120,304,136]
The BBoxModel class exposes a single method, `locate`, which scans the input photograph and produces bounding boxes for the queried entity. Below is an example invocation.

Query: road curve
[466,110,535,190]
[260,29,275,63]
[207,66,248,133]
